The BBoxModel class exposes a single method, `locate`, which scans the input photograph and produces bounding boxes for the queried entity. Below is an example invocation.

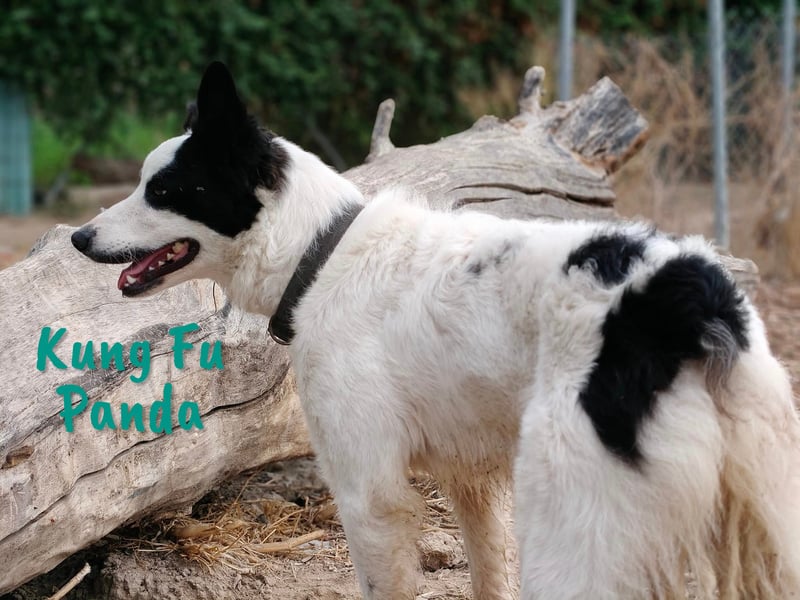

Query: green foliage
[0,0,787,170]
[1,2,241,145]
[0,1,542,167]
[32,112,180,188]
[87,112,182,160]
[31,119,78,188]
[245,0,548,162]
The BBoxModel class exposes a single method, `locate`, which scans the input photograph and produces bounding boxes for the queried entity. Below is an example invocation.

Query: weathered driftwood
[350,68,637,222]
[0,67,755,594]
[0,236,310,593]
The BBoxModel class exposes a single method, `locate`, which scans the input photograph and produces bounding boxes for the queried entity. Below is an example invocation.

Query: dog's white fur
[81,136,800,599]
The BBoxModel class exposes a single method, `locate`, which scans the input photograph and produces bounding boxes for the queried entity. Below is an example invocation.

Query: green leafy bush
[0,1,545,166]
[0,0,785,169]
[31,119,77,188]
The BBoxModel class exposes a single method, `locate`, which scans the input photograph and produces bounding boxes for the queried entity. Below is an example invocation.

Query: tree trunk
[0,67,756,594]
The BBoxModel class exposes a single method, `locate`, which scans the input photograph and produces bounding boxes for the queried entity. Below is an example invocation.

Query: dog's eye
[154,189,167,196]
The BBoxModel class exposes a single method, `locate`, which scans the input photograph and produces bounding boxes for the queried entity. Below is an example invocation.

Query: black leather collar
[268,204,364,345]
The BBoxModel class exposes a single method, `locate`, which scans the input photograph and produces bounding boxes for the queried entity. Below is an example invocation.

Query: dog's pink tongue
[117,249,166,290]
[116,242,191,290]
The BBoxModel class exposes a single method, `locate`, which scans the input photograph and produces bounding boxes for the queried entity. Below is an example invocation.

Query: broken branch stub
[365,98,396,163]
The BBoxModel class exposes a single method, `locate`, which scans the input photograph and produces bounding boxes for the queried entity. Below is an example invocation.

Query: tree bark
[0,67,755,594]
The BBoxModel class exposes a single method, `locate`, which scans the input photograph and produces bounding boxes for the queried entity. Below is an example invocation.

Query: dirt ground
[1,182,798,600]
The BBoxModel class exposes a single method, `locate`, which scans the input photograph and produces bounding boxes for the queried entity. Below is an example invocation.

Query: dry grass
[594,33,799,231]
[121,467,461,576]
[413,477,460,534]
[119,469,347,574]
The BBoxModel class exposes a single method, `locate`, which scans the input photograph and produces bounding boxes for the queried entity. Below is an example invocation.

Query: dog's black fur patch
[467,261,484,276]
[146,62,288,238]
[493,240,515,266]
[578,254,749,464]
[466,239,516,276]
[565,232,647,286]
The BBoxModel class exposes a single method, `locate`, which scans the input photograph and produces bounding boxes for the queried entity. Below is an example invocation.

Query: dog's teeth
[149,266,155,271]
[166,253,174,260]
[173,242,185,253]
[158,261,165,266]
[126,275,137,284]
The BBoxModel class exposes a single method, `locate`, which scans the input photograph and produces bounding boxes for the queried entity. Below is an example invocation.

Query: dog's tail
[708,315,800,599]
[640,256,800,598]
[701,311,745,397]
[634,254,749,397]
[642,257,800,598]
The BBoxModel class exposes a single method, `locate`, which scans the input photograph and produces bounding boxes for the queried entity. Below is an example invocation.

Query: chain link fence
[550,11,798,274]
[583,18,796,178]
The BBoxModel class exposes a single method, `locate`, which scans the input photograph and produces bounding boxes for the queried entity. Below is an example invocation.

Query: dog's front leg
[302,383,426,599]
[330,472,425,599]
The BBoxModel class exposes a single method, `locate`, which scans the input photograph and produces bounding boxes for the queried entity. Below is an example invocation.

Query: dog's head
[71,61,288,297]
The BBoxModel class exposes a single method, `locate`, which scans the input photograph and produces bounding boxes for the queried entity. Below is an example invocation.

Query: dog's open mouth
[117,239,200,296]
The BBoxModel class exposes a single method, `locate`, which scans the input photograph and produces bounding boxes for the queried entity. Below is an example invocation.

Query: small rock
[416,531,465,572]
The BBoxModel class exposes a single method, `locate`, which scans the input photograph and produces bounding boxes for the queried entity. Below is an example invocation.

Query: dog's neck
[223,139,365,317]
[268,203,363,344]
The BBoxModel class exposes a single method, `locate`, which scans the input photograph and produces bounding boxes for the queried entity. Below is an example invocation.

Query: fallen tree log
[0,67,756,594]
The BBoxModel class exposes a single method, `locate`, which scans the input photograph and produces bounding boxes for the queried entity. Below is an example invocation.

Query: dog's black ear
[194,61,247,135]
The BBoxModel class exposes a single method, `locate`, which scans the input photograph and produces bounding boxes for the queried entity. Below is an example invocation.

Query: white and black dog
[72,62,800,599]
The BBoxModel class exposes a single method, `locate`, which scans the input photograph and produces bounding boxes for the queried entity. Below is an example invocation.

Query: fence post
[709,0,729,249]
[782,0,797,150]
[558,0,576,101]
[0,80,32,216]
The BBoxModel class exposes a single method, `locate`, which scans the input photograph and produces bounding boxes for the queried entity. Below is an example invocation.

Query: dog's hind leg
[447,478,516,600]
[514,372,724,600]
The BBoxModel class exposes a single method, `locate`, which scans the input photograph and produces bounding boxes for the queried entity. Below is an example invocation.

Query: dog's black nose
[71,226,96,252]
